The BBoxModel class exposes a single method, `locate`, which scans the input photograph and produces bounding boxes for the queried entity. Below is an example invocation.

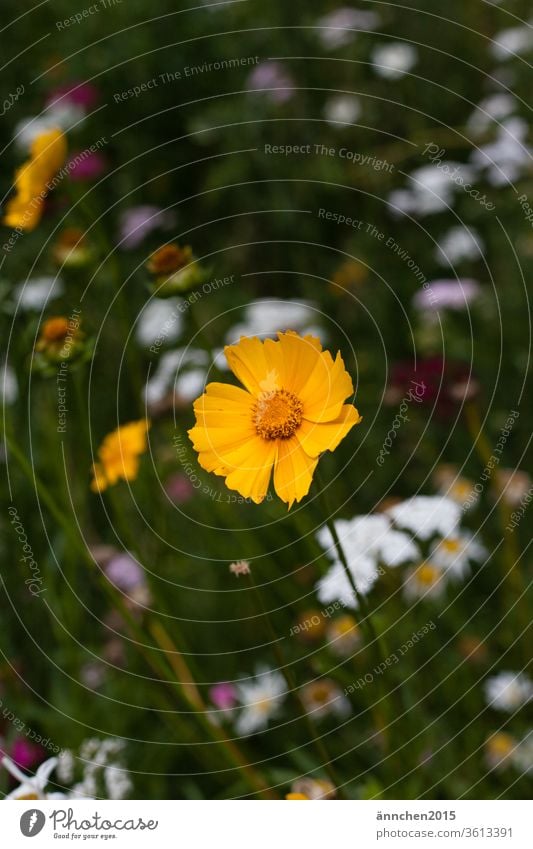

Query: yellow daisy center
[441,538,461,553]
[488,733,514,757]
[417,563,440,586]
[253,389,303,440]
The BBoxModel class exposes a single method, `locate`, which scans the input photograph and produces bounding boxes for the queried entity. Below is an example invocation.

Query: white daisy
[484,672,533,712]
[317,514,420,568]
[226,299,322,345]
[2,756,67,799]
[13,106,82,150]
[430,531,487,579]
[235,666,287,735]
[490,25,532,60]
[324,95,361,127]
[386,496,461,540]
[466,93,517,136]
[144,347,208,407]
[1,361,18,405]
[317,8,379,49]
[14,276,64,311]
[372,43,417,79]
[56,750,75,784]
[484,732,517,771]
[403,562,447,602]
[135,298,183,348]
[435,226,484,265]
[389,163,476,217]
[300,679,351,720]
[104,765,132,800]
[511,731,533,774]
[317,559,378,609]
[470,117,531,186]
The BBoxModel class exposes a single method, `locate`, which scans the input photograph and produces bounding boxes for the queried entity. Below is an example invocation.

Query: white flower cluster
[315,496,487,607]
[484,672,533,713]
[57,736,132,800]
[233,666,287,736]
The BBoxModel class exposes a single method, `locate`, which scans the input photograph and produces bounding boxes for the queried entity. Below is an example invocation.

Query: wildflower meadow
[0,0,532,818]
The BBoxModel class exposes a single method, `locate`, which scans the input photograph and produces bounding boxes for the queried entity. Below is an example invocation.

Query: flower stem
[248,571,347,797]
[463,401,528,651]
[149,621,277,799]
[314,470,416,764]
[3,428,275,798]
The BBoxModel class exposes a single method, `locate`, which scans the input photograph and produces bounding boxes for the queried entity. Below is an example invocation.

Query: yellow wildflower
[188,331,361,508]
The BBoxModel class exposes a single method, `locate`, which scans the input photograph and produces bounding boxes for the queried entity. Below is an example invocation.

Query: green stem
[3,427,275,798]
[314,469,416,763]
[248,571,347,797]
[464,402,528,651]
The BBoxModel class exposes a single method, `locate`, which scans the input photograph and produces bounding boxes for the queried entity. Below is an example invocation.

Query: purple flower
[118,206,176,250]
[105,553,145,592]
[10,738,44,771]
[317,8,379,49]
[413,279,481,312]
[67,150,107,181]
[164,473,194,504]
[46,81,100,111]
[247,61,295,103]
[209,682,238,711]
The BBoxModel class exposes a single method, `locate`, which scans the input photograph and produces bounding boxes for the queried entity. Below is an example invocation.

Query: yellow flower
[91,420,150,493]
[485,732,516,770]
[3,128,67,231]
[285,793,310,800]
[188,331,361,508]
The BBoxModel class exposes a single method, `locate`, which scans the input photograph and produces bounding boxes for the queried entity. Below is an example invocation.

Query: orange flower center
[148,244,191,275]
[58,227,85,248]
[253,389,303,440]
[308,683,333,704]
[42,317,69,341]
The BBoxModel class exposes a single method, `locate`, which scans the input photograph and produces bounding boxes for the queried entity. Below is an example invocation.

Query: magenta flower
[46,81,100,111]
[209,682,238,711]
[10,738,44,771]
[67,150,107,181]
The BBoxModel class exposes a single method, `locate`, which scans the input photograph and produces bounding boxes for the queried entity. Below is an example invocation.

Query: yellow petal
[30,128,67,179]
[224,440,277,503]
[224,336,275,396]
[300,350,354,423]
[273,331,323,394]
[273,437,318,508]
[297,405,361,457]
[3,194,43,231]
[188,423,255,454]
[90,463,108,493]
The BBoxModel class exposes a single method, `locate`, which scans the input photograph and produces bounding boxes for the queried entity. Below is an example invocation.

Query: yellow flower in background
[188,331,362,508]
[3,128,67,231]
[91,420,150,493]
[285,793,310,800]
